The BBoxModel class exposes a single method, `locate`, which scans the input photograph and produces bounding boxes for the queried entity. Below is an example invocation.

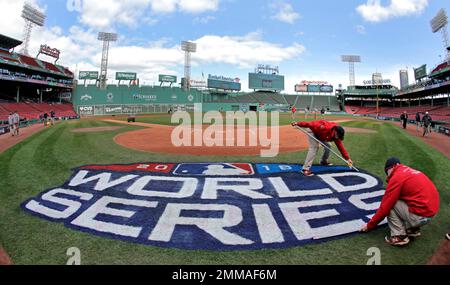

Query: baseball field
[0,113,449,265]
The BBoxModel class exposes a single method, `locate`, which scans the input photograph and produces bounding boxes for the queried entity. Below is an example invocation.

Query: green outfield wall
[72,85,339,116]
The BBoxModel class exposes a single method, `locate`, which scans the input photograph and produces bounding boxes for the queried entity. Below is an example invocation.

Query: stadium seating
[431,62,449,74]
[312,96,331,110]
[0,102,77,121]
[295,96,312,110]
[346,104,450,122]
[0,48,71,78]
[40,60,63,73]
[259,93,278,104]
[0,104,10,121]
[1,55,21,64]
[62,67,74,77]
[283,95,297,106]
[19,55,43,69]
[262,93,285,104]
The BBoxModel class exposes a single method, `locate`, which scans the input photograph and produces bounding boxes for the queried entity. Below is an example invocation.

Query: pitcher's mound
[114,125,309,156]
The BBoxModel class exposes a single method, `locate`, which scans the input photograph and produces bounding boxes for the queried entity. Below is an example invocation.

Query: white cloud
[149,0,220,14]
[357,0,428,22]
[0,0,40,39]
[75,0,220,29]
[194,16,216,25]
[93,31,305,84]
[0,0,304,87]
[271,2,300,24]
[79,0,152,29]
[356,25,366,34]
[0,0,100,73]
[193,32,305,68]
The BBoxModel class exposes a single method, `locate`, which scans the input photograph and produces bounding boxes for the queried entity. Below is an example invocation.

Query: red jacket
[367,164,440,230]
[295,120,350,160]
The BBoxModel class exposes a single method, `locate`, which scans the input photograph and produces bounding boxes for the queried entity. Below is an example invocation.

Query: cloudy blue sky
[0,0,448,92]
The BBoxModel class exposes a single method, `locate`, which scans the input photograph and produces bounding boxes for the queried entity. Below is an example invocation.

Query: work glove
[347,159,353,168]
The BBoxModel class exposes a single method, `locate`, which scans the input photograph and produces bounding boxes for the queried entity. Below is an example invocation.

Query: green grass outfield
[0,115,448,265]
[116,113,341,126]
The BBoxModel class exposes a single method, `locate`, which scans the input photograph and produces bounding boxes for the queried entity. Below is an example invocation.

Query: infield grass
[0,115,448,265]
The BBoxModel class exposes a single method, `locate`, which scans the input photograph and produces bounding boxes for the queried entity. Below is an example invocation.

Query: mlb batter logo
[22,162,387,250]
[174,163,254,176]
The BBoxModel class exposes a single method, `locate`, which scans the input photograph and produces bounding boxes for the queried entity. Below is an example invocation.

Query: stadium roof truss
[0,34,23,50]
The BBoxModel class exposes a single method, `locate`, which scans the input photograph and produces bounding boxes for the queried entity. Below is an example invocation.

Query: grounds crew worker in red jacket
[360,157,440,246]
[292,120,352,176]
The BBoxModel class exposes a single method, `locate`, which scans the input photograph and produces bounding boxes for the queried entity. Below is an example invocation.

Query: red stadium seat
[0,102,77,121]
[41,61,63,73]
[19,55,43,69]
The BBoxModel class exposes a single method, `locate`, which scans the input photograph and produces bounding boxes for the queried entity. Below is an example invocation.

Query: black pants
[402,120,407,129]
[423,124,431,136]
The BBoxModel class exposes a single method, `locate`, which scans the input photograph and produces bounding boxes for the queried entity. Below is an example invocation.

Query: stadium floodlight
[341,55,361,62]
[98,32,118,89]
[341,55,361,86]
[431,9,448,33]
[20,3,46,55]
[181,41,197,53]
[22,3,46,26]
[98,32,118,42]
[430,9,450,62]
[181,41,197,90]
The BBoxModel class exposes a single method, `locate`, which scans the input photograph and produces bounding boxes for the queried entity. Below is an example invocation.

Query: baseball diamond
[0,0,449,267]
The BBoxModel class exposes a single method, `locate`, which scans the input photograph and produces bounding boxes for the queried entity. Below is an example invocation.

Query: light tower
[341,55,361,86]
[181,41,197,90]
[431,9,450,62]
[21,3,46,55]
[98,32,117,89]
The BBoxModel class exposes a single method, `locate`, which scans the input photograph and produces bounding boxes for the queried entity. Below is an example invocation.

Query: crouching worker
[360,158,440,246]
[292,120,353,176]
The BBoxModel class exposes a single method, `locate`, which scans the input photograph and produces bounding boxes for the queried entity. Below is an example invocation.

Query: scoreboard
[249,73,285,91]
[207,79,241,91]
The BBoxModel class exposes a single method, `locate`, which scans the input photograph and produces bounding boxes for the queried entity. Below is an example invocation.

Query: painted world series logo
[22,163,387,250]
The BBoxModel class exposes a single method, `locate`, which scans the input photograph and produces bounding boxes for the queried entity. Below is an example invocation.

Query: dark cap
[334,126,345,141]
[385,157,401,175]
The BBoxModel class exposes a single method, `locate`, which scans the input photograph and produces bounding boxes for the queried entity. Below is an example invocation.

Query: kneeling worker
[292,120,353,176]
[360,158,440,246]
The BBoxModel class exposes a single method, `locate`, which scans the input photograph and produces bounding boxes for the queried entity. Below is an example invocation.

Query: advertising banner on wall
[414,65,427,81]
[116,72,137,81]
[295,85,308,92]
[207,79,241,91]
[159,75,177,83]
[79,71,99,80]
[320,85,334,93]
[78,106,94,116]
[307,85,321,92]
[104,105,123,114]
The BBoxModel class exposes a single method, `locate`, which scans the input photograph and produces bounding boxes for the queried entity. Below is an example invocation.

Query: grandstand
[0,102,77,121]
[340,65,450,123]
[0,33,76,126]
[72,83,342,116]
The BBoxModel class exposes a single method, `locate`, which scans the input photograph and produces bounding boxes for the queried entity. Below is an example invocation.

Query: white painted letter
[319,172,379,193]
[149,203,253,245]
[279,199,366,240]
[269,177,333,198]
[127,176,198,198]
[252,204,284,244]
[25,189,93,219]
[69,170,138,191]
[71,196,157,238]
